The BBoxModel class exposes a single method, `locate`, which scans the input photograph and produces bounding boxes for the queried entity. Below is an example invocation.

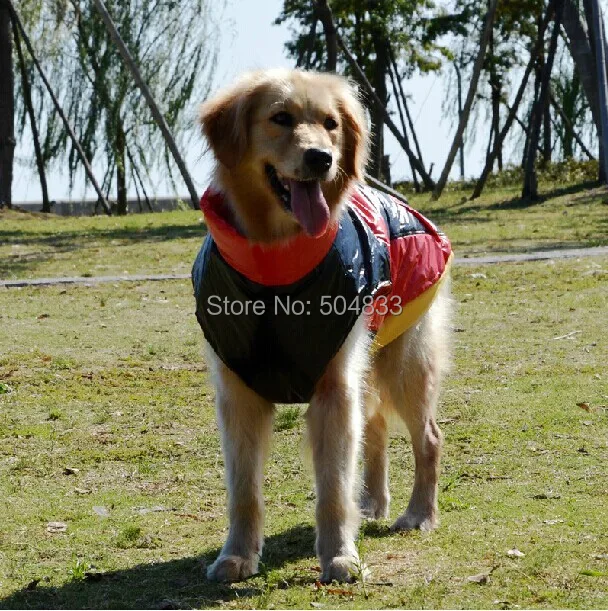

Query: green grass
[407,181,608,257]
[0,207,205,280]
[0,179,607,608]
[2,171,607,282]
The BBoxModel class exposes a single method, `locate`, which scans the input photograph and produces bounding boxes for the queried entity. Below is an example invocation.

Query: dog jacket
[192,184,452,404]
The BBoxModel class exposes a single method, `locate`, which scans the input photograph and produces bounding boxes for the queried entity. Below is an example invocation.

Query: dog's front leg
[206,356,273,582]
[307,319,369,583]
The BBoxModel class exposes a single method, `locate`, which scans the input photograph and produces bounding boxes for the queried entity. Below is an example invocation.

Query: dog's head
[200,69,368,241]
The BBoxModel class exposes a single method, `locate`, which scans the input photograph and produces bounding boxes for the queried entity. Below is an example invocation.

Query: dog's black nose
[304,148,333,174]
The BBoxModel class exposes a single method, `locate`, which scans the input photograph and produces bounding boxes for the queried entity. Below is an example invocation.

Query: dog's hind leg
[361,406,390,519]
[206,353,274,582]
[307,318,369,583]
[375,293,450,532]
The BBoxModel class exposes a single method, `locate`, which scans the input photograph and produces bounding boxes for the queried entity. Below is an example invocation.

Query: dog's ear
[199,83,255,169]
[338,82,368,181]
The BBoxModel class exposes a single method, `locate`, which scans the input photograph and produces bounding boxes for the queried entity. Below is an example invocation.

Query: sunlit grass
[0,253,606,608]
[0,177,606,607]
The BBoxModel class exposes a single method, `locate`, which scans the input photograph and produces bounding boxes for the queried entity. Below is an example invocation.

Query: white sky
[13,0,494,203]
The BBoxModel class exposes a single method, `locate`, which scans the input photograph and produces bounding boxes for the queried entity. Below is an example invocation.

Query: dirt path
[455,245,608,265]
[2,245,607,288]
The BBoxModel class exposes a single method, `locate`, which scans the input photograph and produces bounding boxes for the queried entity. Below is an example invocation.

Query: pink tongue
[289,180,330,237]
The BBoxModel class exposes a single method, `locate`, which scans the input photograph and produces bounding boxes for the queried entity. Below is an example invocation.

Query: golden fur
[200,69,367,241]
[199,69,451,583]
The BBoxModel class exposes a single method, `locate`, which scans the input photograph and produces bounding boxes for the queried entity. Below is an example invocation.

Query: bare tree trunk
[314,0,337,72]
[388,44,426,174]
[401,97,424,169]
[432,0,499,200]
[454,62,465,179]
[542,104,552,166]
[488,10,502,172]
[538,11,551,167]
[589,0,608,182]
[0,0,15,208]
[131,164,142,212]
[563,0,600,125]
[471,3,554,200]
[484,123,494,169]
[388,58,420,191]
[557,70,579,158]
[522,60,542,168]
[368,2,389,180]
[115,121,128,215]
[12,16,50,212]
[523,0,564,200]
[127,147,153,211]
[562,0,604,178]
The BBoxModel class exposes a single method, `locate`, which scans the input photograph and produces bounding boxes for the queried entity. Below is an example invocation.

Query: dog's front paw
[206,553,259,582]
[319,554,369,584]
[390,507,438,532]
[360,490,390,520]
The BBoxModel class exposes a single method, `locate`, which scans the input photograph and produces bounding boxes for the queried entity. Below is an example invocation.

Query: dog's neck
[213,166,302,243]
[212,165,354,244]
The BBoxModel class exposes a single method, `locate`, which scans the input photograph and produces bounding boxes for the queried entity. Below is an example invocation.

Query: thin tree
[589,0,608,181]
[388,45,426,174]
[387,56,420,191]
[472,0,555,199]
[432,0,499,201]
[522,0,565,200]
[12,15,50,211]
[314,0,337,72]
[9,0,111,214]
[487,0,502,171]
[91,0,201,210]
[454,62,465,179]
[562,0,604,177]
[0,0,14,208]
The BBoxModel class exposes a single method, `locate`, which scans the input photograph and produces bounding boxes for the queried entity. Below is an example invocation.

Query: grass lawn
[1,177,607,281]
[0,180,607,608]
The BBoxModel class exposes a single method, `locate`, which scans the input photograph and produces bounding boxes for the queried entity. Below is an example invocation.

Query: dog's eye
[270,111,294,127]
[324,116,338,131]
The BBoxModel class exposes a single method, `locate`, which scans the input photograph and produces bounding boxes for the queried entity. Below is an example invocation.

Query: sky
[12,0,484,203]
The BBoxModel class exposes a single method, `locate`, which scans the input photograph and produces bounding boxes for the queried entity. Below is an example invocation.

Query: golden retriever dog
[193,69,451,583]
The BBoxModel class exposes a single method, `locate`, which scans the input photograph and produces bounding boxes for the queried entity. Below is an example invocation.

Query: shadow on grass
[0,222,207,250]
[0,526,311,609]
[431,180,602,221]
[0,222,208,279]
[0,522,397,609]
[485,180,601,211]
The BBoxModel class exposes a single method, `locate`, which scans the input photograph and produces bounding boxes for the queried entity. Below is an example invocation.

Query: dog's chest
[193,203,388,403]
[192,185,451,404]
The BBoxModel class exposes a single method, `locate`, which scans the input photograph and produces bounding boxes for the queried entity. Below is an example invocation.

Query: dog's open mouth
[265,163,330,238]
